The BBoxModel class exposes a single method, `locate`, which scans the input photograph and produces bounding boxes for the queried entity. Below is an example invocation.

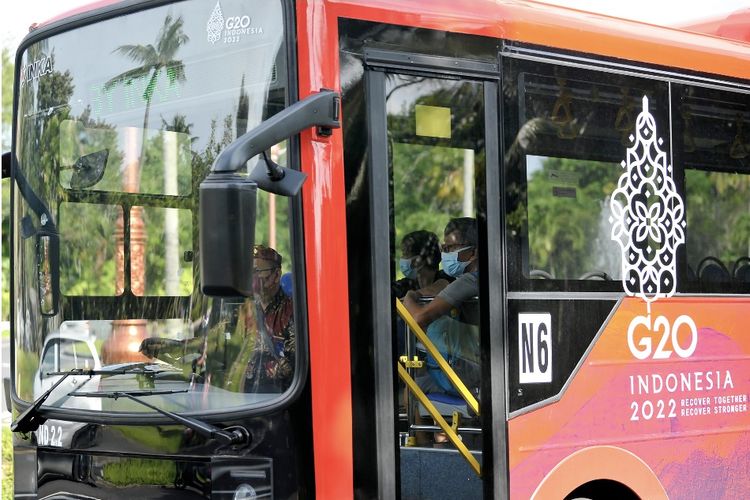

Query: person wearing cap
[243,245,296,393]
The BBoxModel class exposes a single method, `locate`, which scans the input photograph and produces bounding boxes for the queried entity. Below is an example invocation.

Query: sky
[1,0,749,52]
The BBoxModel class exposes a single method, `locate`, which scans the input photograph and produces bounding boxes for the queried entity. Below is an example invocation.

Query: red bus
[4,0,750,498]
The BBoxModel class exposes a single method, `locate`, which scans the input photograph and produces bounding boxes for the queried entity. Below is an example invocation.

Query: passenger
[393,230,452,298]
[243,245,296,393]
[403,217,479,328]
[402,218,481,444]
[393,230,452,386]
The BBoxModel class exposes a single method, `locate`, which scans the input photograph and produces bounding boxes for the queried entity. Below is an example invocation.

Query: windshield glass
[13,0,301,413]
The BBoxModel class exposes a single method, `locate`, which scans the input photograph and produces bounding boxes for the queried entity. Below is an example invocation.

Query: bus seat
[280,272,293,297]
[698,256,730,282]
[418,392,472,419]
[733,257,750,283]
[686,264,696,281]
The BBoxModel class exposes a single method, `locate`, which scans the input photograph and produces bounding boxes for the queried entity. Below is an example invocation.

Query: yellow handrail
[395,300,479,415]
[397,363,481,476]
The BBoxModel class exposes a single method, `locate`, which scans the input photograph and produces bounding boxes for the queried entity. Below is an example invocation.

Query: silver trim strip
[502,45,750,94]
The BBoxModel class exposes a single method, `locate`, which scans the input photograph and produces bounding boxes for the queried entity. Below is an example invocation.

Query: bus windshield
[13,0,300,414]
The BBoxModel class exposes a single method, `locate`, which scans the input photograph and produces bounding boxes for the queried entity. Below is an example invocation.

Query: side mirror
[37,231,60,317]
[199,174,257,296]
[69,149,109,189]
[200,90,340,297]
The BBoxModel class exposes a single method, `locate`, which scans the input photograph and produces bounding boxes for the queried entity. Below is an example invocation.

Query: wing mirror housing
[199,173,257,296]
[69,149,109,189]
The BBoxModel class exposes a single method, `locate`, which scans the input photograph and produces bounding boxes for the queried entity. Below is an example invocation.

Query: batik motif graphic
[610,96,686,313]
[207,1,225,44]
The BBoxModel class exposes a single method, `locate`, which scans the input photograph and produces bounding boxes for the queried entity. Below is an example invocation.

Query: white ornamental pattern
[207,1,225,44]
[610,96,686,312]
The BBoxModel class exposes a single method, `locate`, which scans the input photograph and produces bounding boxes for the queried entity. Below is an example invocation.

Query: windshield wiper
[46,362,182,377]
[45,362,179,379]
[70,390,250,446]
[11,365,181,433]
[11,368,84,433]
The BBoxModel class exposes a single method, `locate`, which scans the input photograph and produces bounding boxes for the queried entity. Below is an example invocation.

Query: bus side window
[503,58,669,291]
[676,84,750,292]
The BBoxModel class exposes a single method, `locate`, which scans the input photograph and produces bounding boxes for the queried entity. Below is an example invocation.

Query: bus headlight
[233,484,258,500]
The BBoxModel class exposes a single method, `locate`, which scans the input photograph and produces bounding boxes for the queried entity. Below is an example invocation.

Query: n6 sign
[519,313,552,384]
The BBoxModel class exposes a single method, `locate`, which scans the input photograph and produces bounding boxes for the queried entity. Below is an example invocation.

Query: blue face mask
[399,258,418,280]
[441,246,473,277]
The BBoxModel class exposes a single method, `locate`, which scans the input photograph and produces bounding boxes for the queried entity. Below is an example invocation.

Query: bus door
[357,50,508,499]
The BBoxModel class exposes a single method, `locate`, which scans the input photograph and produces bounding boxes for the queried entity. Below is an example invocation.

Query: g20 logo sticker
[518,313,552,383]
[627,313,697,360]
[206,1,264,45]
[609,96,698,360]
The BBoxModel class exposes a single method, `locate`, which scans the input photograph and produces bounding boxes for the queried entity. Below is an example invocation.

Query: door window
[387,73,486,496]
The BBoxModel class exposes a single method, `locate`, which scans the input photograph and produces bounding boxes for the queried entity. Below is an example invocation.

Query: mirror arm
[12,155,57,230]
[261,150,285,181]
[211,89,340,174]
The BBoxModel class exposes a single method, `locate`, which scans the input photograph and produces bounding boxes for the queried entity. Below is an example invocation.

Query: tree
[104,14,189,295]
[104,14,189,175]
[525,157,621,278]
[388,77,486,250]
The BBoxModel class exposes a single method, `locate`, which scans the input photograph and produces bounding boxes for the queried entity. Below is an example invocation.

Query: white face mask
[441,246,473,277]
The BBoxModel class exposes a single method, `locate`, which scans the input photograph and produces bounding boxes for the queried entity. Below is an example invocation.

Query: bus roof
[327,0,750,80]
[29,0,750,81]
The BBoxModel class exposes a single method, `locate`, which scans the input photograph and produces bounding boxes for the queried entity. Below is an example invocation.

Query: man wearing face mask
[243,245,296,393]
[403,217,478,328]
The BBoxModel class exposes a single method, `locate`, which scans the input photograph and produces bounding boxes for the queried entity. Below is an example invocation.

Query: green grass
[2,425,12,500]
[114,425,183,454]
[102,457,176,486]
